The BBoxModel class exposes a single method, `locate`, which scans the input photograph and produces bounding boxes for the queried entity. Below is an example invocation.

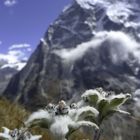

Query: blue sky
[0,0,72,57]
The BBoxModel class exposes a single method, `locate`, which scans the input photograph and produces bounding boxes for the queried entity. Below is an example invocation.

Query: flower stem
[93,129,101,140]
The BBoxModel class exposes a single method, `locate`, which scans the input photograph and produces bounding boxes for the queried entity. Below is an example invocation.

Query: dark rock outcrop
[0,67,17,94]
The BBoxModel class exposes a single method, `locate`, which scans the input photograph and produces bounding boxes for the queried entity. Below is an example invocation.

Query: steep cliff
[3,1,140,139]
[4,0,140,105]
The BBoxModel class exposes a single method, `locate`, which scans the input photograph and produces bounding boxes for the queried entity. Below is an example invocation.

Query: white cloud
[54,31,140,65]
[9,43,31,50]
[26,48,32,52]
[0,43,32,70]
[0,49,25,64]
[0,53,18,64]
[8,50,24,59]
[53,37,103,63]
[106,31,140,63]
[4,0,17,7]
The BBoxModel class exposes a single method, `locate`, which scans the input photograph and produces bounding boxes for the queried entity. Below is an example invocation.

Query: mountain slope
[3,0,140,139]
[0,55,28,94]
[0,67,17,94]
[4,0,140,105]
[3,1,96,107]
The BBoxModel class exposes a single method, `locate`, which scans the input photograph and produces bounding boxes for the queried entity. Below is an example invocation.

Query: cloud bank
[4,0,17,7]
[9,43,31,50]
[0,43,32,70]
[54,31,140,65]
[54,36,103,63]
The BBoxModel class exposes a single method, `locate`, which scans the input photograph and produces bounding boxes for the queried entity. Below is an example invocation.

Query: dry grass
[0,98,95,140]
[0,98,52,140]
[0,98,28,130]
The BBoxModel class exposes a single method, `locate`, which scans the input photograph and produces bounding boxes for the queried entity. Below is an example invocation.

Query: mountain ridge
[3,0,140,109]
[2,0,140,139]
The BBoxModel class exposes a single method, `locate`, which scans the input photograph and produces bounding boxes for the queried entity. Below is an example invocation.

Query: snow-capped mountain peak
[0,44,32,71]
[76,0,140,29]
[0,54,27,71]
[75,0,96,9]
[1,61,27,71]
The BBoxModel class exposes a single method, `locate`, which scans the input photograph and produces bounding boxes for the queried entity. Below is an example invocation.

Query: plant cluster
[0,88,131,140]
[0,127,42,140]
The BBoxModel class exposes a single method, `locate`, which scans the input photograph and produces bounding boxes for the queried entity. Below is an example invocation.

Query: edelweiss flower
[81,88,131,124]
[25,101,99,140]
[55,100,69,115]
[0,127,42,140]
[81,88,131,140]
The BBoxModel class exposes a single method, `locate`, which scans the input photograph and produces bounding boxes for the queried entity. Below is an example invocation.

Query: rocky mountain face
[3,0,140,139]
[0,67,17,94]
[0,56,27,94]
[0,59,18,94]
[3,0,96,107]
[4,0,140,106]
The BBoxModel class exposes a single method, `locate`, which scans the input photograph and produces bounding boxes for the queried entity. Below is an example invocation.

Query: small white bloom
[0,127,42,140]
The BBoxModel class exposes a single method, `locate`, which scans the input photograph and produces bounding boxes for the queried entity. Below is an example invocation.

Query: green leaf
[76,106,99,122]
[114,109,130,115]
[88,94,99,106]
[97,100,110,124]
[78,110,96,120]
[28,118,50,129]
[99,100,110,116]
[98,99,108,113]
[109,97,125,108]
[109,94,131,110]
[80,112,97,123]
[66,120,99,139]
[101,110,117,122]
